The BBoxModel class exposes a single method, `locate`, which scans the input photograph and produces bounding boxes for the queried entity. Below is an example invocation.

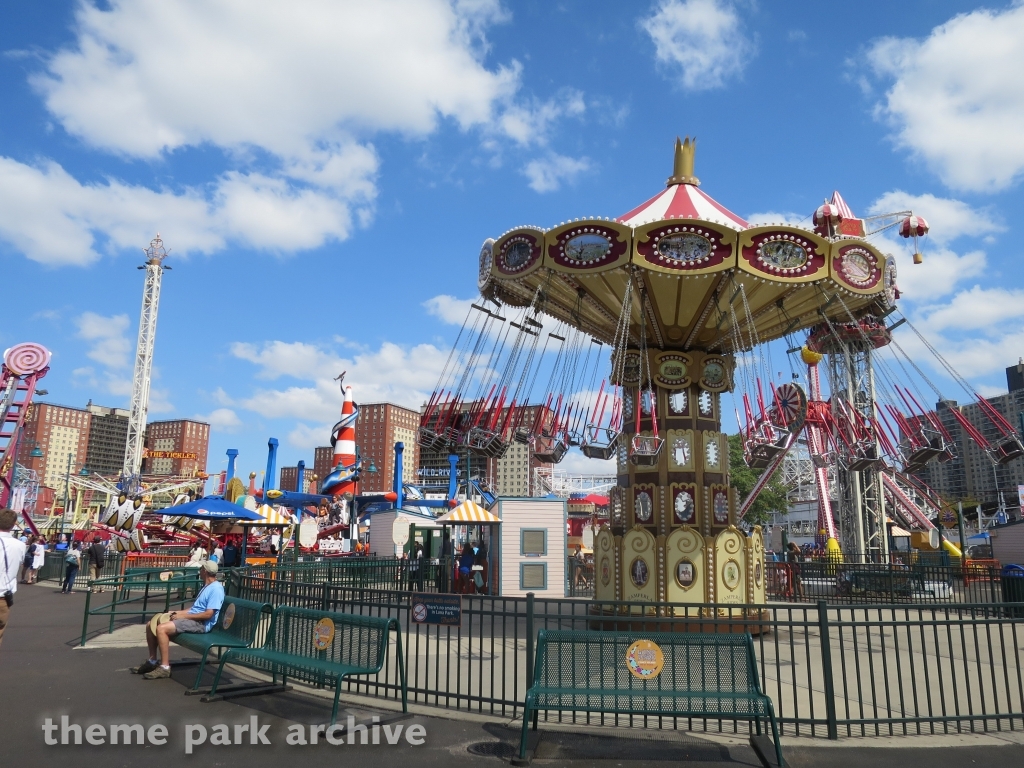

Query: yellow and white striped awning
[255,504,296,526]
[436,500,501,524]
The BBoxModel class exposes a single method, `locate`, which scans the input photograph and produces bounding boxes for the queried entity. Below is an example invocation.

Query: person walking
[27,537,46,584]
[61,542,82,593]
[786,542,804,600]
[19,535,35,583]
[86,537,106,592]
[0,508,28,649]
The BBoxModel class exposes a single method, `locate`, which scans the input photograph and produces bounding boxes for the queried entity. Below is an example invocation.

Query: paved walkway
[3,583,1024,767]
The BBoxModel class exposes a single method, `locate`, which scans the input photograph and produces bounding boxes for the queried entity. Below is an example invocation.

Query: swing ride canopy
[478,138,898,352]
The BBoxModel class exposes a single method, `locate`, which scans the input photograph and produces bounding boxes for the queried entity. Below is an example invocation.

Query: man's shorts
[148,612,208,635]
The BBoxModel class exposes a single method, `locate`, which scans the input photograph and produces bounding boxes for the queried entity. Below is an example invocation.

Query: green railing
[79,570,204,646]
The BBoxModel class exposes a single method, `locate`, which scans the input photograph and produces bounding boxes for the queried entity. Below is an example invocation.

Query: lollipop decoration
[4,342,51,376]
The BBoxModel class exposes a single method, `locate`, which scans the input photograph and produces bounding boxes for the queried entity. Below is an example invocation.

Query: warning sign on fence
[410,593,462,625]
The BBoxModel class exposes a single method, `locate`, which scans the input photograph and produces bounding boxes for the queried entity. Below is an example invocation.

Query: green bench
[172,596,271,692]
[515,630,784,767]
[202,606,407,725]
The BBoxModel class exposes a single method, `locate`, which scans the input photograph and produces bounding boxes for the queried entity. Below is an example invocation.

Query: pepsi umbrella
[169,496,265,521]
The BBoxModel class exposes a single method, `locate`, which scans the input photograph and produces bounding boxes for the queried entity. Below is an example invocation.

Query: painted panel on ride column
[665,525,707,610]
[746,526,766,605]
[594,527,617,603]
[621,527,659,609]
[631,483,657,529]
[713,527,748,605]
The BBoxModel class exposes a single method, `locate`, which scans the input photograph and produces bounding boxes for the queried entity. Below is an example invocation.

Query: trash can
[1001,564,1024,618]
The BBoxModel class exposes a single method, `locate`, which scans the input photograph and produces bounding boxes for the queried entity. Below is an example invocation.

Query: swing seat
[581,427,620,460]
[811,451,833,469]
[534,437,568,464]
[904,433,946,472]
[513,427,532,445]
[847,443,883,472]
[417,427,448,451]
[629,434,663,466]
[466,427,509,459]
[747,442,784,470]
[993,436,1024,465]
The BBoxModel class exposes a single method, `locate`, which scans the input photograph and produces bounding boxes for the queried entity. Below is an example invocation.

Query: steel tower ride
[122,235,170,492]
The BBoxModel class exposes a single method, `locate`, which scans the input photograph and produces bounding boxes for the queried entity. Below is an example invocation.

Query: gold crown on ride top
[666,136,699,187]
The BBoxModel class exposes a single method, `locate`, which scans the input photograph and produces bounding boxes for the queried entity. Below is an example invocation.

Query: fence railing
[767,561,1006,605]
[223,572,1024,738]
[79,569,204,646]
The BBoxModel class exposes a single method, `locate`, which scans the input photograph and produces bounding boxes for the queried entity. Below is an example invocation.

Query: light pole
[60,452,73,538]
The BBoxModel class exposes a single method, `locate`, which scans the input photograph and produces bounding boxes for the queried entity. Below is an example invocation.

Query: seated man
[133,561,224,679]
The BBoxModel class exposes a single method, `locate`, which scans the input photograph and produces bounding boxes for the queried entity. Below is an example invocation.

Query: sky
[2,0,1023,481]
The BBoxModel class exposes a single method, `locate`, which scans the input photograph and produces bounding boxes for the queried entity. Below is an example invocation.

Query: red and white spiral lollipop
[4,342,52,375]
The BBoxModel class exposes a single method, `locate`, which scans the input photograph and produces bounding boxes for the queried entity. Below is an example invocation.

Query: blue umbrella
[168,496,264,521]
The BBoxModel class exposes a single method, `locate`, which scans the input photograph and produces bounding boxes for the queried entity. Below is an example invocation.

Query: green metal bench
[202,606,407,725]
[515,630,784,767]
[171,596,271,692]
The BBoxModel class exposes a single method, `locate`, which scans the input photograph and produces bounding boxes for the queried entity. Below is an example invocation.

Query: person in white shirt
[27,538,46,584]
[0,508,28,649]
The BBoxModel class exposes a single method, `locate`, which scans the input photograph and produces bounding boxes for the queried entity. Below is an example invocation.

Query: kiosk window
[521,529,547,556]
[521,563,547,590]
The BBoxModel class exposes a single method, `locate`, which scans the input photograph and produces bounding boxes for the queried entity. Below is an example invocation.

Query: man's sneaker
[131,660,158,675]
[143,666,171,680]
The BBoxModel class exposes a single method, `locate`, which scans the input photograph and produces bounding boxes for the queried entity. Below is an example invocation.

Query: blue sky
[2,0,1023,479]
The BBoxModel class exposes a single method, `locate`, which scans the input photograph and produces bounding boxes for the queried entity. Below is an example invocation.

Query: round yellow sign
[625,639,664,680]
[312,617,335,651]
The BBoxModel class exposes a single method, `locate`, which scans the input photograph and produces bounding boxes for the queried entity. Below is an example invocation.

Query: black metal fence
[767,561,1007,605]
[225,571,1024,738]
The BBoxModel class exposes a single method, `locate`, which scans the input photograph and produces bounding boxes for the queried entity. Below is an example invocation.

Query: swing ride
[424,134,1021,607]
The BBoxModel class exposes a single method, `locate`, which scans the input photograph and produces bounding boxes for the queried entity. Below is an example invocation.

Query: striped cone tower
[330,385,358,499]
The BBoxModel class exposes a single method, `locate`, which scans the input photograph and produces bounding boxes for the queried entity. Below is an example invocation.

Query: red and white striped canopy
[618,183,748,230]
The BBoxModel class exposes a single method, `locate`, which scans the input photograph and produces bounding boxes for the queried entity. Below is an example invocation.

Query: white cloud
[884,238,986,302]
[522,153,591,193]
[75,312,131,368]
[496,90,585,147]
[915,286,1024,333]
[34,0,518,158]
[230,339,447,430]
[424,294,477,325]
[867,191,1003,246]
[0,157,220,266]
[195,408,243,433]
[745,211,808,228]
[5,1,587,264]
[558,447,616,476]
[866,5,1024,191]
[640,0,753,91]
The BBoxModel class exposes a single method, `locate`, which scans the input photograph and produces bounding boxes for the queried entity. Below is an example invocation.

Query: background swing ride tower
[122,234,170,494]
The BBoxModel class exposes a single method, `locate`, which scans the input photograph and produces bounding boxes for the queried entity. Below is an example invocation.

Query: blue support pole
[395,442,405,510]
[296,460,306,493]
[264,438,279,496]
[447,454,459,502]
[225,449,239,483]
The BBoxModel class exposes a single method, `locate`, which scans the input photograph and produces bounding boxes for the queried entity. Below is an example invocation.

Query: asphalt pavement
[2,581,1024,767]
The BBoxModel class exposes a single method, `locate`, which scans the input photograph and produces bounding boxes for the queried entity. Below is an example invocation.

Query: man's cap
[200,560,219,575]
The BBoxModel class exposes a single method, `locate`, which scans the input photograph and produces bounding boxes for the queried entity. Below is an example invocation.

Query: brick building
[356,402,420,493]
[280,464,316,493]
[313,446,334,486]
[143,419,210,476]
[19,402,92,498]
